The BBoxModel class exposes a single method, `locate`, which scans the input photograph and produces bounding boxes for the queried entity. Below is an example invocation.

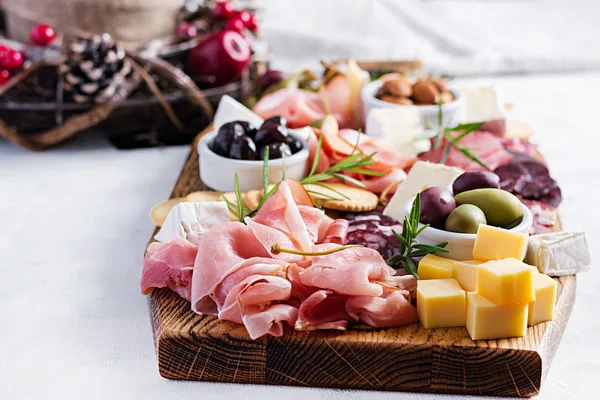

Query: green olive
[445,204,487,233]
[454,188,524,227]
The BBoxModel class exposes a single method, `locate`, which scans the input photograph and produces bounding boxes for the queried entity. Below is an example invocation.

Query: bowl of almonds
[361,74,462,129]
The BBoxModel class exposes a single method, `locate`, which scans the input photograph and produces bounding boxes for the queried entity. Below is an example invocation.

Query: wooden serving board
[146,131,576,398]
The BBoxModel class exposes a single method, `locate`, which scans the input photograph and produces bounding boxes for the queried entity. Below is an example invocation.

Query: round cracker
[185,191,223,203]
[304,183,378,212]
[150,197,185,227]
[505,119,534,140]
[244,190,264,211]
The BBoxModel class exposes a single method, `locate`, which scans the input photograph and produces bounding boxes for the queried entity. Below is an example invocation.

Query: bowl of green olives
[401,171,533,260]
[198,116,310,191]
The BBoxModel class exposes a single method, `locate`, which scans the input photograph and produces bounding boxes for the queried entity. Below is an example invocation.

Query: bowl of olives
[401,171,533,260]
[198,116,310,191]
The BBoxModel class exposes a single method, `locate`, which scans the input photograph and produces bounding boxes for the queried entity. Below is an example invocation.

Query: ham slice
[300,247,414,297]
[252,75,360,129]
[419,131,513,171]
[346,289,418,327]
[140,238,198,301]
[243,304,298,339]
[295,290,350,331]
[321,219,349,244]
[191,223,270,314]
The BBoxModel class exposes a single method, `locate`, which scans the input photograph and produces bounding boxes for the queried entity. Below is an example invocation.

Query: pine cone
[59,34,132,104]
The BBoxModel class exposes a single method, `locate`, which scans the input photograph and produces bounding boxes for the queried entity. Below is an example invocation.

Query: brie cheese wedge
[460,85,506,123]
[525,232,592,276]
[154,201,230,245]
[366,108,431,156]
[383,161,463,222]
[213,95,264,133]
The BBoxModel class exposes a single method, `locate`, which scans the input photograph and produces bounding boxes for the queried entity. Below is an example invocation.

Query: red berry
[0,70,10,86]
[246,13,259,32]
[30,24,56,46]
[235,10,251,26]
[1,49,23,71]
[176,22,197,39]
[225,17,245,33]
[213,1,235,19]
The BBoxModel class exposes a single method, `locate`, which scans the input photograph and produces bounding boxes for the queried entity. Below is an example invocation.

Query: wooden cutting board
[145,130,576,398]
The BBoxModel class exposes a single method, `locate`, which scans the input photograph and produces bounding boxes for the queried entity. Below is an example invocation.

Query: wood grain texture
[146,129,577,397]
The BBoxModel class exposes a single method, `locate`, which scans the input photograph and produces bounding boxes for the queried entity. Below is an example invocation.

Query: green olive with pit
[445,204,487,233]
[454,188,524,227]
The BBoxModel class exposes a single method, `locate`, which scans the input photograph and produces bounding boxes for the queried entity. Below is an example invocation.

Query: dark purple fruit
[254,123,289,145]
[214,121,246,156]
[285,136,303,153]
[453,171,500,195]
[260,142,292,160]
[258,69,285,90]
[229,135,258,160]
[419,186,456,229]
[262,115,287,128]
[238,121,258,138]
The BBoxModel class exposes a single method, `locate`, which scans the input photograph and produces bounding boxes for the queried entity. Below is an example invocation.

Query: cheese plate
[145,129,576,398]
[142,67,587,397]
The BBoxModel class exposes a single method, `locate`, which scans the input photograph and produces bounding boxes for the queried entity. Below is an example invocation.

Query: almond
[412,81,439,104]
[380,95,414,105]
[382,77,412,97]
[431,78,450,92]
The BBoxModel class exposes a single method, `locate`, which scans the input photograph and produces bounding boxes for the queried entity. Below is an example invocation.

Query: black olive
[285,135,303,154]
[214,121,246,156]
[254,124,289,146]
[229,136,258,160]
[237,121,258,139]
[262,115,287,128]
[259,142,293,160]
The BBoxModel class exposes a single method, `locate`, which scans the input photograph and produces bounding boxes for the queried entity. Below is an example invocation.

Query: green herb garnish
[386,193,449,279]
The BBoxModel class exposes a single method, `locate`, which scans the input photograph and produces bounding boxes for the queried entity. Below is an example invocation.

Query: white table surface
[1,73,599,400]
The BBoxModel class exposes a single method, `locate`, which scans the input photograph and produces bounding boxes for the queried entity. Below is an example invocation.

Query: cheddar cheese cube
[452,260,481,292]
[473,224,528,262]
[528,273,558,326]
[417,279,466,328]
[466,292,528,340]
[477,258,536,306]
[418,254,455,280]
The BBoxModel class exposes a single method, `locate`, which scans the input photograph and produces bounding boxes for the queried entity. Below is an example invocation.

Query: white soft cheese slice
[383,161,463,222]
[154,201,230,245]
[366,108,431,156]
[213,95,264,133]
[525,232,592,276]
[460,85,506,123]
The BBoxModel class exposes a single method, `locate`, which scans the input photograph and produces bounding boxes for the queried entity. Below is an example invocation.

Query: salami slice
[344,211,402,259]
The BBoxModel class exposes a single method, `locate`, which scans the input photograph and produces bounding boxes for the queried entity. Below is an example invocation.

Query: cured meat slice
[321,218,349,244]
[344,211,402,258]
[346,289,418,327]
[520,199,558,234]
[252,88,324,129]
[299,247,413,297]
[419,131,513,171]
[140,239,198,301]
[243,304,298,339]
[191,223,271,314]
[501,138,538,157]
[295,290,350,331]
[286,263,318,302]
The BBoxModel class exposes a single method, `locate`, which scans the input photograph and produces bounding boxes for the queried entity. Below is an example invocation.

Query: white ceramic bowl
[361,80,463,129]
[197,131,310,192]
[401,198,533,261]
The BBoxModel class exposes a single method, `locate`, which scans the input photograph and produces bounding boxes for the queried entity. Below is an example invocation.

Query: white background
[2,1,600,399]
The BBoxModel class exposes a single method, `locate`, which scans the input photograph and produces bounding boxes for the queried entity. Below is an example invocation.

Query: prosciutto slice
[346,289,418,327]
[419,131,513,171]
[295,290,350,331]
[140,238,198,301]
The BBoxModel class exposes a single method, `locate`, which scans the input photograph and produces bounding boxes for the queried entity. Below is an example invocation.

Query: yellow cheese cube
[452,260,481,292]
[477,258,536,306]
[418,254,455,280]
[472,224,528,262]
[528,273,558,326]
[417,279,466,328]
[466,292,529,340]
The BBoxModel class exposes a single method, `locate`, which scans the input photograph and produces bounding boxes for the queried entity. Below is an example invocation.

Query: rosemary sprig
[386,193,449,279]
